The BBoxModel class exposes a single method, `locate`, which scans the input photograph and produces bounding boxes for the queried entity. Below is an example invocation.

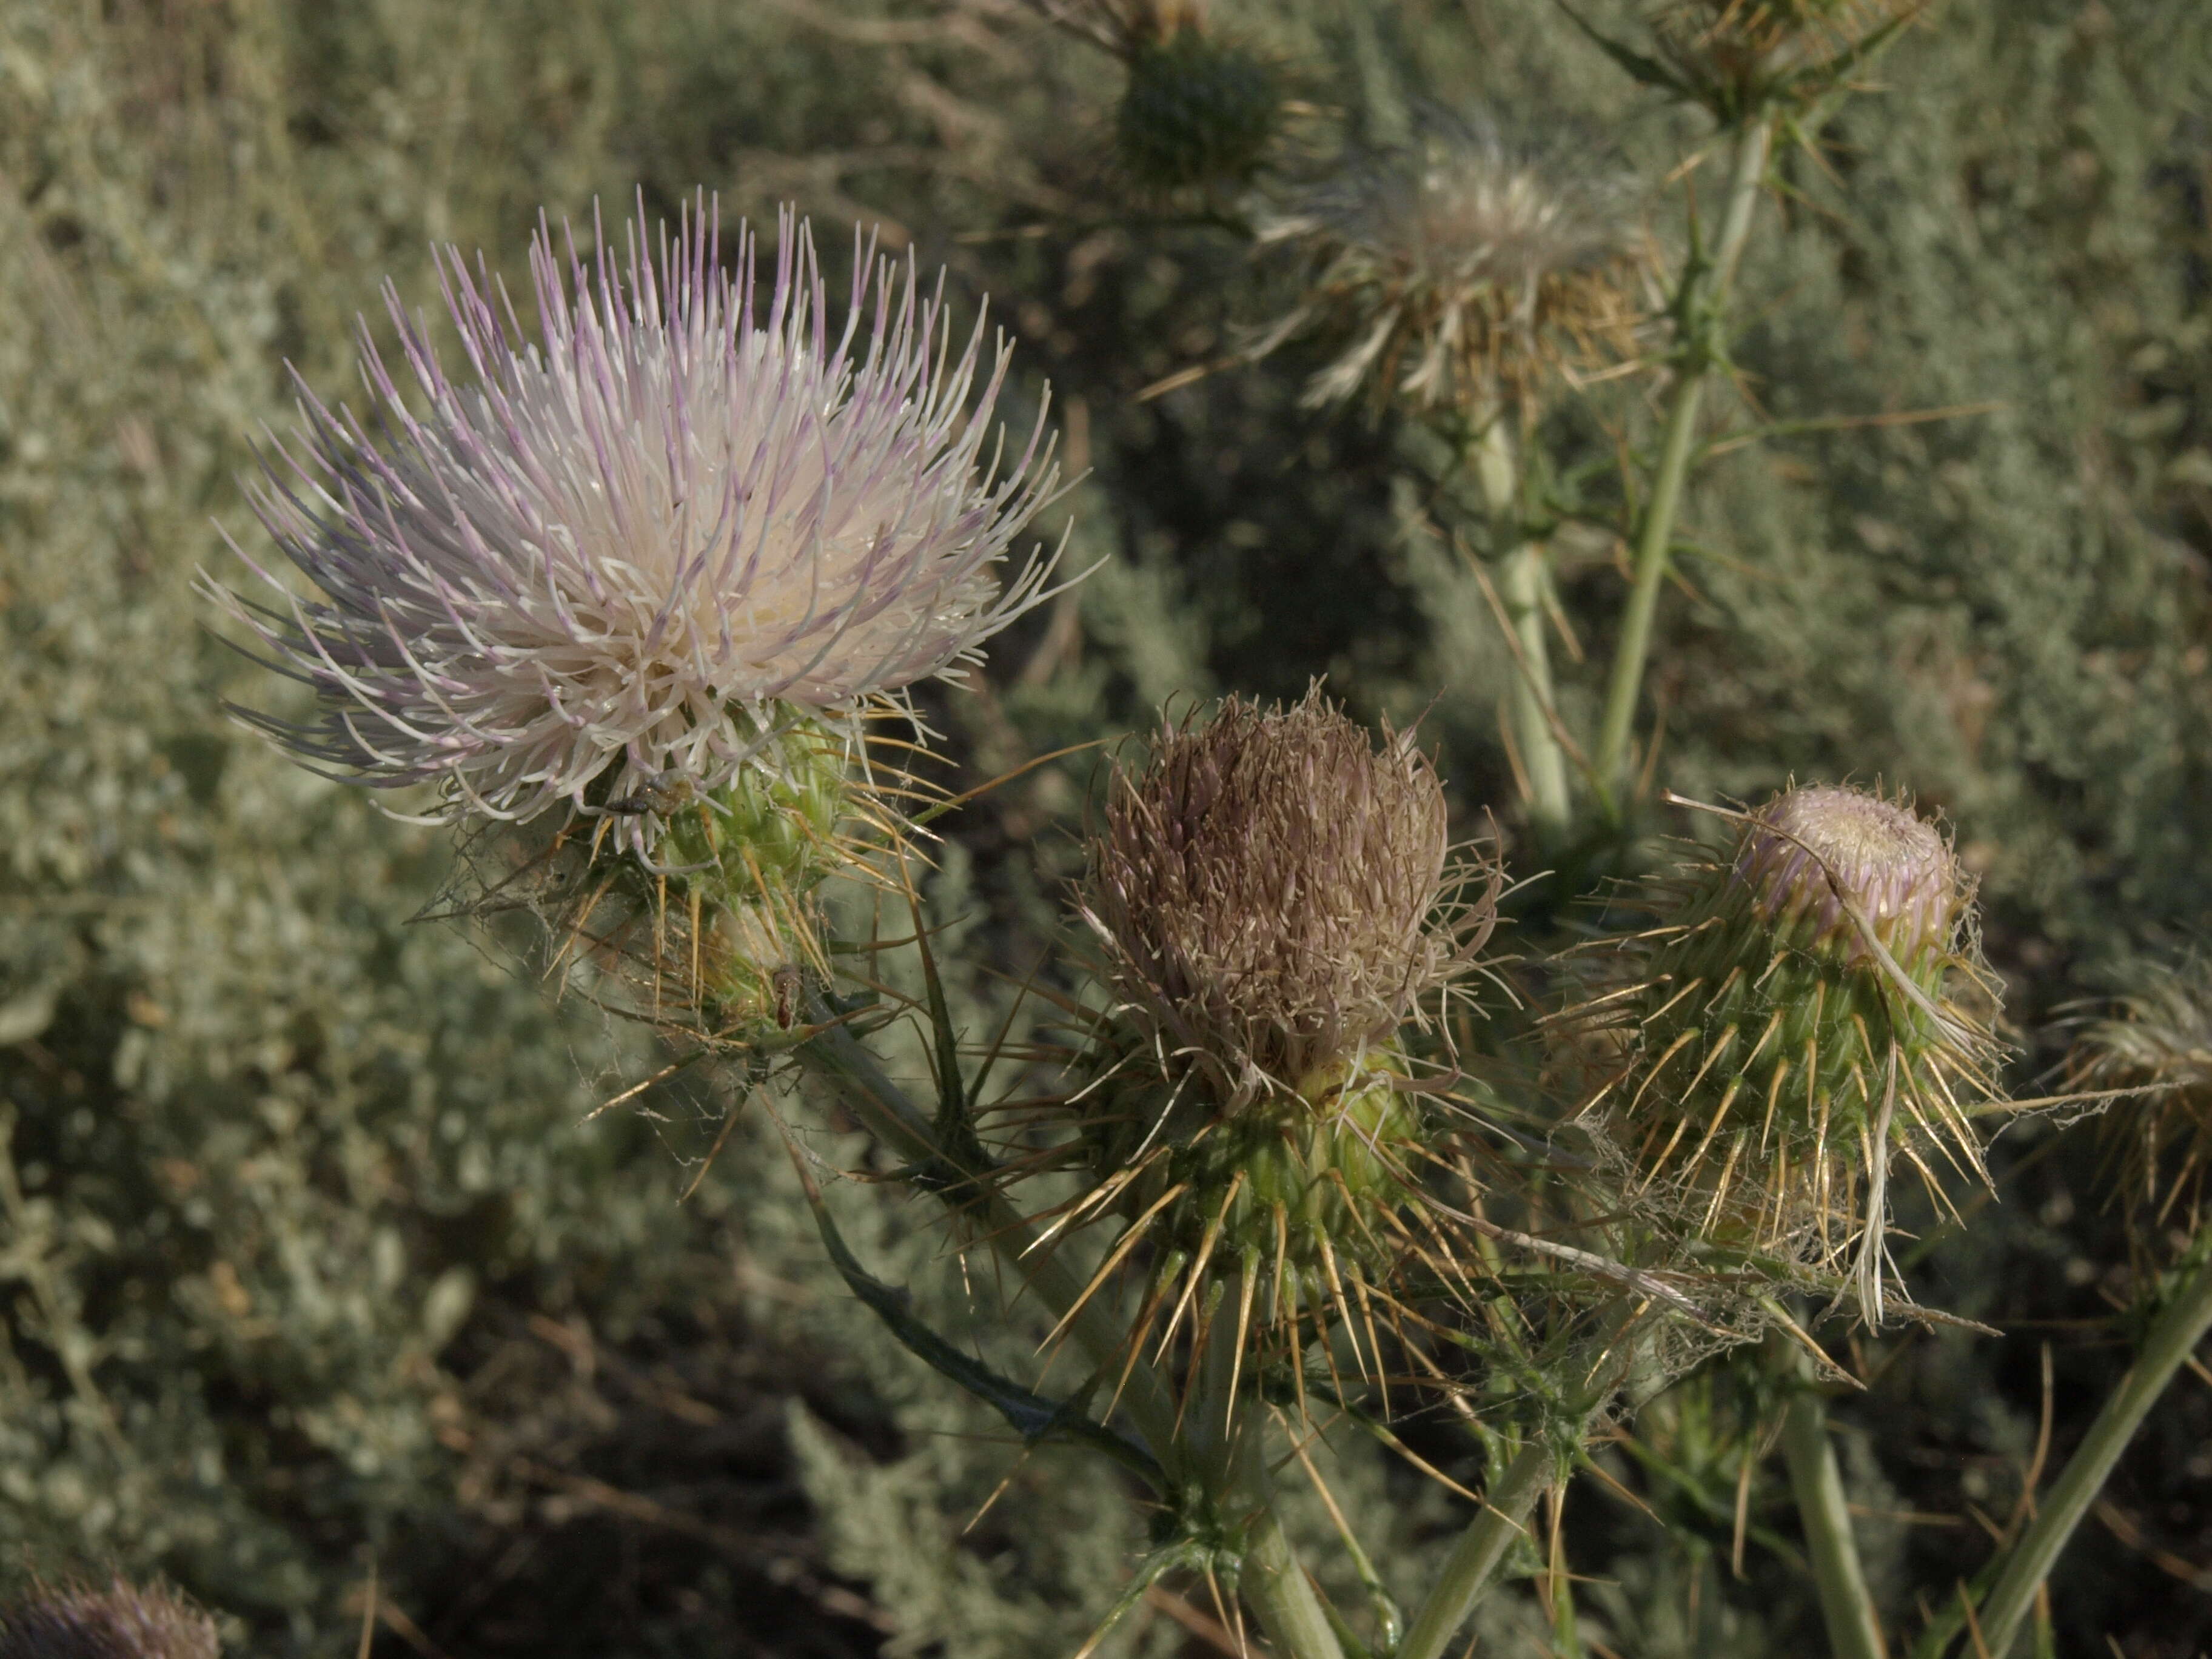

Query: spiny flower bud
[1252,109,1643,416]
[1115,26,1284,195]
[2063,954,2212,1224]
[0,1578,218,1659]
[1584,785,1999,1318]
[1067,689,1499,1392]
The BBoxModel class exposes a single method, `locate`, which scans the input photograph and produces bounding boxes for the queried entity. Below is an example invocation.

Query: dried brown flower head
[1652,0,1920,116]
[0,1579,218,1659]
[1252,110,1644,415]
[1050,689,1501,1414]
[1080,688,1480,1109]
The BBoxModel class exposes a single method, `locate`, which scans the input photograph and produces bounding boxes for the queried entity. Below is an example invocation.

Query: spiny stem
[1393,1438,1555,1659]
[1592,113,1774,795]
[1969,1242,2212,1657]
[1781,1382,1889,1659]
[794,1013,1181,1456]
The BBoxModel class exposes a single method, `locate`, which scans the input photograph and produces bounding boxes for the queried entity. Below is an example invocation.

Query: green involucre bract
[1577,785,2001,1316]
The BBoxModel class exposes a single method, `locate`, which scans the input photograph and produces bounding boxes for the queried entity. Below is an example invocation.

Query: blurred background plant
[5,0,2212,1655]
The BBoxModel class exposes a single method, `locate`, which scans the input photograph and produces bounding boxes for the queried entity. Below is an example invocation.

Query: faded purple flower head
[1735,784,1960,964]
[0,1578,218,1659]
[207,198,1060,860]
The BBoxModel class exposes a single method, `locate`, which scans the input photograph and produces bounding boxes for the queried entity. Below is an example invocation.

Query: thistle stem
[1781,1388,1889,1659]
[1236,1431,1350,1659]
[1470,417,1572,844]
[1969,1244,2212,1658]
[793,1016,1181,1456]
[1592,113,1773,796]
[1393,1439,1555,1659]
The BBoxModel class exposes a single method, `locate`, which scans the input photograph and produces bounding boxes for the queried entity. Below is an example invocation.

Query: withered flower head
[1081,688,1478,1107]
[1252,109,1643,414]
[2064,953,2212,1227]
[0,1578,218,1659]
[1061,688,1500,1412]
[1652,0,1919,117]
[1580,783,2000,1320]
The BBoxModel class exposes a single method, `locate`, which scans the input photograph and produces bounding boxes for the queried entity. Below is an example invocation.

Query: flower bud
[1588,785,1999,1314]
[1115,26,1283,194]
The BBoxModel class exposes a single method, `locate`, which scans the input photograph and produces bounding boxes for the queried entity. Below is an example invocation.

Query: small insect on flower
[1568,785,2003,1321]
[205,195,1062,871]
[1042,689,1503,1408]
[1250,108,1645,417]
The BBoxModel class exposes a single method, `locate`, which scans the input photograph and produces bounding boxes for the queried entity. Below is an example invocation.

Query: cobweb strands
[205,195,1062,865]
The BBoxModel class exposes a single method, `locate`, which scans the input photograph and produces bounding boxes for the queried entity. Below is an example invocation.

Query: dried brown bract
[1651,0,1922,117]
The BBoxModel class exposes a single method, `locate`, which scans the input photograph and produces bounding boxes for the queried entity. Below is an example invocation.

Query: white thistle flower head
[1253,110,1643,415]
[206,196,1062,866]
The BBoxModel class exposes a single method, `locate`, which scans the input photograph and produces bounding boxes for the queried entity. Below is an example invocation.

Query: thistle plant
[1253,108,1644,845]
[186,10,2212,1654]
[1252,108,1642,416]
[2065,953,2212,1227]
[1021,0,1285,199]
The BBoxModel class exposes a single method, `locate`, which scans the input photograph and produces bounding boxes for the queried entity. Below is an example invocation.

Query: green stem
[1591,114,1774,794]
[794,1017,1181,1456]
[1781,1388,1889,1659]
[1393,1439,1555,1659]
[1236,1430,1350,1659]
[1469,415,1573,844]
[1498,542,1571,845]
[1971,1245,2212,1657]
